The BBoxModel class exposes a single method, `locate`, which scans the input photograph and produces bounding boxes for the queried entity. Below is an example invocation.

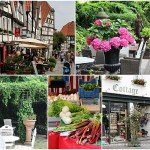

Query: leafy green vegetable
[48,99,87,117]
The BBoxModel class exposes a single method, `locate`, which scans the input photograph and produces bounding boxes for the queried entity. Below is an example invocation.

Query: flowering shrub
[87,19,135,52]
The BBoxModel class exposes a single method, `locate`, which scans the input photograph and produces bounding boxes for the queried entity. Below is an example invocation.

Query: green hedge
[76,1,150,28]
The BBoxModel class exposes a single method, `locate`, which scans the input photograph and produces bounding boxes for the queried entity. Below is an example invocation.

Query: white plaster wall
[102,75,150,98]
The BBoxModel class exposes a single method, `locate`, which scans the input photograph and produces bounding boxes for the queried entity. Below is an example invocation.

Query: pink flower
[86,36,94,45]
[120,34,135,44]
[94,19,102,26]
[110,37,121,49]
[91,38,101,50]
[127,34,135,44]
[99,41,111,52]
[120,39,129,47]
[118,27,129,35]
[105,21,111,27]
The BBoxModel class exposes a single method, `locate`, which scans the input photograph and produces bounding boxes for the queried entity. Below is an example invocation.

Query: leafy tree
[53,32,67,50]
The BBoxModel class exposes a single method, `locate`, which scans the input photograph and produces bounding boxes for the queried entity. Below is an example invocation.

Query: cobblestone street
[46,59,75,75]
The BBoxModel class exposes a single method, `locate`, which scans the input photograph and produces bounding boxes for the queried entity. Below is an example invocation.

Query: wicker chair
[120,41,147,75]
[91,51,105,73]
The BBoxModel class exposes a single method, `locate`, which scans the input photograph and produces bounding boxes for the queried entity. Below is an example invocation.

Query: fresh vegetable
[66,112,72,117]
[62,116,72,125]
[59,106,72,125]
[62,106,69,113]
[68,113,101,145]
[48,99,87,117]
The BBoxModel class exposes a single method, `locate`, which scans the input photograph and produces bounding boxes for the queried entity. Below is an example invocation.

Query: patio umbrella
[13,38,48,47]
[18,44,47,49]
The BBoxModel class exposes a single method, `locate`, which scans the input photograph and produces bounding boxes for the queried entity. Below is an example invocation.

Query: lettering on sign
[113,84,138,95]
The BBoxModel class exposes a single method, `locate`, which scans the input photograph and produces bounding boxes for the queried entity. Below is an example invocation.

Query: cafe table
[3,136,19,147]
[75,56,95,74]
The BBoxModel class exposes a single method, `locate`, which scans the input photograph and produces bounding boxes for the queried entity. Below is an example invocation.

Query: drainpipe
[31,1,33,38]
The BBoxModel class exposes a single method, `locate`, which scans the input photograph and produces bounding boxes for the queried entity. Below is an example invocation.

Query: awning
[18,44,46,49]
[13,38,48,47]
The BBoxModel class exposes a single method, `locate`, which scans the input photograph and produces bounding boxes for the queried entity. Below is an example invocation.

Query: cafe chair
[120,41,147,75]
[82,49,92,58]
[4,119,16,133]
[0,125,14,148]
[91,51,105,72]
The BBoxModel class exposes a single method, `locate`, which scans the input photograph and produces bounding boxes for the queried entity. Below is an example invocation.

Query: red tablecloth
[48,131,101,149]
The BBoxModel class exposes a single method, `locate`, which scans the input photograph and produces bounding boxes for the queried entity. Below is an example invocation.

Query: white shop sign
[102,76,150,97]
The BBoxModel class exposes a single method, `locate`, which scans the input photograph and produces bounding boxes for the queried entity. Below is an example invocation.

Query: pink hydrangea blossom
[91,38,101,50]
[99,41,111,52]
[120,34,135,44]
[127,34,135,44]
[118,27,129,35]
[120,39,129,47]
[94,19,102,26]
[86,36,94,45]
[105,21,111,27]
[110,37,121,49]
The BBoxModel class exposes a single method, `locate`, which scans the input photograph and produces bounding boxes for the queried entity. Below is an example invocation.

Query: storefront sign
[113,84,138,95]
[15,28,20,37]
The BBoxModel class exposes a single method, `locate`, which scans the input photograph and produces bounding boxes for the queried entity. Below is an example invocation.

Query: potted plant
[125,107,142,147]
[23,113,36,144]
[50,62,56,72]
[86,19,135,73]
[79,83,99,99]
[48,57,56,71]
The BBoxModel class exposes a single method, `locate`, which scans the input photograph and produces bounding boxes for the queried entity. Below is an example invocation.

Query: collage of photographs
[0,0,150,149]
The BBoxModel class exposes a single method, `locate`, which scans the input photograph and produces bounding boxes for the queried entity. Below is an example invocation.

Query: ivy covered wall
[0,76,47,142]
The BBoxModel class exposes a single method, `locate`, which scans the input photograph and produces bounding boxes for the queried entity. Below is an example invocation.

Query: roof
[60,21,75,36]
[38,1,53,26]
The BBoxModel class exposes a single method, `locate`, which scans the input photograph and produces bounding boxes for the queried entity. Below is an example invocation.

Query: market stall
[48,76,101,149]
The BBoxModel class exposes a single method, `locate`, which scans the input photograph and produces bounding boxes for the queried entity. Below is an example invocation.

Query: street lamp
[97,8,109,20]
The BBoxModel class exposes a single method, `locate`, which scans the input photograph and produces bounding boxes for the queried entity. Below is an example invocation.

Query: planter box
[78,87,99,99]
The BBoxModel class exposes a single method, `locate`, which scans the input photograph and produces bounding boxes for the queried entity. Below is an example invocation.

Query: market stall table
[48,131,101,149]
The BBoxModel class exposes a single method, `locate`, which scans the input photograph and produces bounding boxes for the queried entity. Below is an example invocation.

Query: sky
[49,1,75,31]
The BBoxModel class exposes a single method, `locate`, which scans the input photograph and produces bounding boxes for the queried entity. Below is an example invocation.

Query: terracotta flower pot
[23,119,36,145]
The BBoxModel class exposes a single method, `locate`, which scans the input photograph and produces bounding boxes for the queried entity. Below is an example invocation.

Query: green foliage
[141,27,150,38]
[48,57,56,64]
[76,26,90,52]
[53,32,67,50]
[0,76,47,142]
[80,83,97,91]
[48,99,87,117]
[76,1,150,29]
[125,107,142,147]
[106,75,121,81]
[88,19,131,40]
